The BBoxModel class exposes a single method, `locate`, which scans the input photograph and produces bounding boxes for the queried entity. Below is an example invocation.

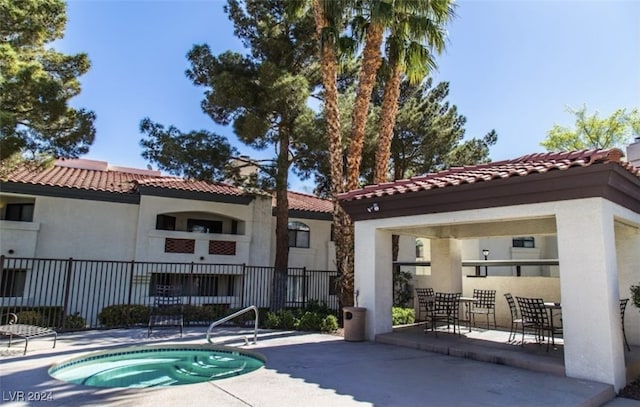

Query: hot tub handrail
[206,305,258,345]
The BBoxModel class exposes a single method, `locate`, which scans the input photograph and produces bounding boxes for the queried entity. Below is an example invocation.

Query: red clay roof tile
[274,190,333,213]
[338,148,639,201]
[3,159,248,197]
[4,158,333,213]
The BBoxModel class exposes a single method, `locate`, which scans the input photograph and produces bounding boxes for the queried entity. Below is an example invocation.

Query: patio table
[544,302,562,348]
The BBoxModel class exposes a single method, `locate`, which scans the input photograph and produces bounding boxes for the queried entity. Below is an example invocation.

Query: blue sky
[58,0,640,193]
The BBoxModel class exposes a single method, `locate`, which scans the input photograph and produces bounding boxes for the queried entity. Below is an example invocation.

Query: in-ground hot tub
[49,344,265,388]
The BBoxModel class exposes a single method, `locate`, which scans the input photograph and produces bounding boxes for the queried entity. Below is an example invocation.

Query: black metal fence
[0,256,339,330]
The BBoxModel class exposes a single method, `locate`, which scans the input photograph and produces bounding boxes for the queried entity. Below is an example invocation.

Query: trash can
[343,307,366,342]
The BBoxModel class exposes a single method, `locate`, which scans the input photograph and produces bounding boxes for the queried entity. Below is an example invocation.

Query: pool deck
[0,327,638,407]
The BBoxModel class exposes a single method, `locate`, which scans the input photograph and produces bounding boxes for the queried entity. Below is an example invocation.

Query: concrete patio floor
[0,326,638,407]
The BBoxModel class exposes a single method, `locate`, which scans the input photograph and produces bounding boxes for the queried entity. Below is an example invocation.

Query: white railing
[206,305,258,345]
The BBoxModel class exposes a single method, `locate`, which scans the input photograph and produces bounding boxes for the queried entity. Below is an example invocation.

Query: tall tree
[0,0,95,164]
[140,0,317,310]
[374,0,455,184]
[139,119,238,182]
[311,0,357,307]
[384,78,496,180]
[346,0,391,191]
[541,105,639,151]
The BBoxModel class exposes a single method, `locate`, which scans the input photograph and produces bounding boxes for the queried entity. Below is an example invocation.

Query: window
[288,221,310,248]
[187,218,222,234]
[416,240,424,258]
[1,269,26,297]
[4,203,34,222]
[156,214,176,231]
[513,237,535,248]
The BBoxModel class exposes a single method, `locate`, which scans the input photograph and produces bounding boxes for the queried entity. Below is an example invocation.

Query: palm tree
[346,0,394,191]
[311,0,357,307]
[374,0,455,184]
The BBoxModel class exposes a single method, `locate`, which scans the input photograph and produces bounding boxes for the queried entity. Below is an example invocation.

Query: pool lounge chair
[0,313,57,355]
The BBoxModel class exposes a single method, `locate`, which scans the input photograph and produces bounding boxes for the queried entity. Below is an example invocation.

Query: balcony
[146,230,251,263]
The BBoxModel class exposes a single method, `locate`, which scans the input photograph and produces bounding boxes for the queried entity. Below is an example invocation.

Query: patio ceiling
[385,216,558,239]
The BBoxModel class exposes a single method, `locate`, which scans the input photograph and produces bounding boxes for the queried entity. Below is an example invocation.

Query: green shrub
[297,311,324,331]
[98,304,150,327]
[259,304,339,333]
[320,314,339,332]
[17,311,48,327]
[263,312,281,329]
[392,307,415,325]
[10,307,63,328]
[63,312,87,329]
[631,284,640,311]
[183,304,228,325]
[305,300,333,315]
[393,270,413,307]
[279,310,298,330]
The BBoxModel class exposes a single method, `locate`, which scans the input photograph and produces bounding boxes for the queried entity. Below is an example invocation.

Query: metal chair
[470,289,497,329]
[148,285,184,337]
[415,288,435,322]
[620,298,631,352]
[516,296,561,351]
[504,293,523,343]
[425,292,461,337]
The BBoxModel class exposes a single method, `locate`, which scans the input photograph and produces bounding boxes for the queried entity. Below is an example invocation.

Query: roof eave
[340,163,640,222]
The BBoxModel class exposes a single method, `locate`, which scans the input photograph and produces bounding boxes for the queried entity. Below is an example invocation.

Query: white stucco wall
[248,195,273,266]
[0,220,40,257]
[270,217,335,270]
[353,197,639,390]
[134,195,266,264]
[29,196,139,260]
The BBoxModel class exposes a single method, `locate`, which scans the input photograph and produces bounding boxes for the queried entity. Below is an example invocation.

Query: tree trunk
[271,128,290,311]
[346,22,384,191]
[313,1,353,308]
[374,61,402,184]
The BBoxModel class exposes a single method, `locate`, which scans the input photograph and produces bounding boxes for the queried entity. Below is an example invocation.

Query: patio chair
[620,298,631,352]
[470,289,497,329]
[148,285,184,337]
[504,293,523,343]
[415,288,435,322]
[425,292,461,337]
[516,296,561,351]
[0,313,57,355]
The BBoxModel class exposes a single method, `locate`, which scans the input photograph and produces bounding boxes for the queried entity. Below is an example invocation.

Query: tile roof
[2,158,249,197]
[3,158,333,212]
[284,191,333,213]
[338,148,640,202]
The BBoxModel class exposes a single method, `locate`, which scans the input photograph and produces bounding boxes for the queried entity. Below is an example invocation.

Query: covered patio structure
[339,149,640,391]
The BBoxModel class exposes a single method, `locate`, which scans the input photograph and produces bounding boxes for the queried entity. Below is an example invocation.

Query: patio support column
[430,238,462,293]
[354,221,393,340]
[556,199,626,391]
[616,220,640,347]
